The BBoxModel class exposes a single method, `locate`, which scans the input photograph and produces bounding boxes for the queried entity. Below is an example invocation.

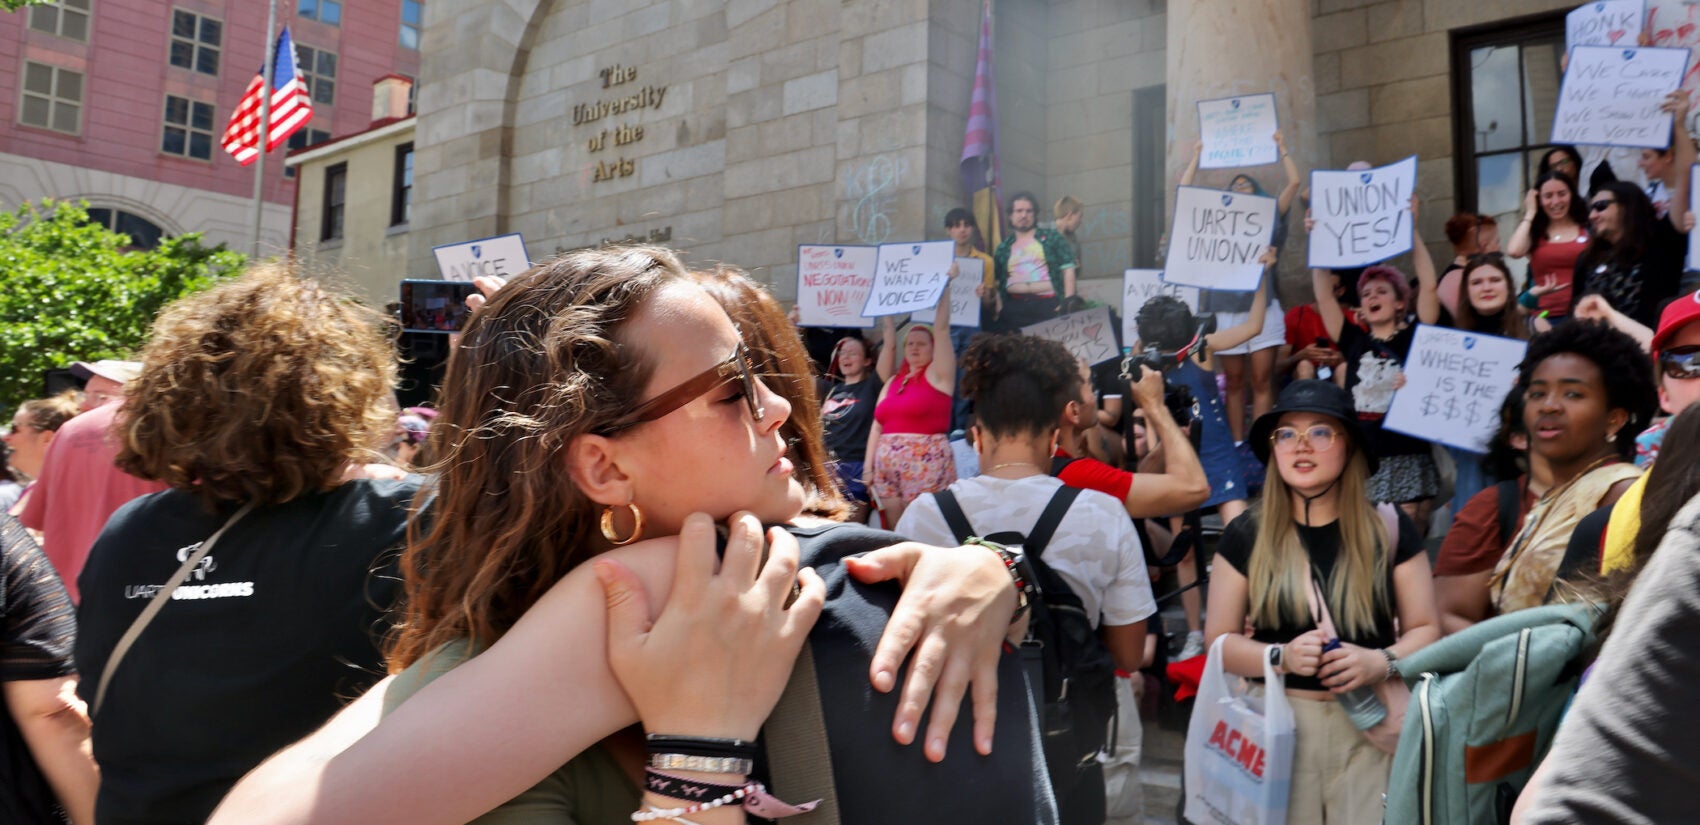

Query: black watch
[1267,644,1284,671]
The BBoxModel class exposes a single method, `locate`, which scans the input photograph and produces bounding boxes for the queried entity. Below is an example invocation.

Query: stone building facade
[404,0,1642,306]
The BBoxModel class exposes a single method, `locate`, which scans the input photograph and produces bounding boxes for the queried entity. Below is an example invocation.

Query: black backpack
[930,486,1119,825]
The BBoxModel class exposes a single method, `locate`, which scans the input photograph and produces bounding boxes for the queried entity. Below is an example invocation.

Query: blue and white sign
[1383,325,1527,453]
[1198,93,1280,169]
[861,240,955,317]
[1552,46,1688,148]
[1122,269,1200,346]
[1566,1,1643,52]
[432,233,531,282]
[1307,156,1417,269]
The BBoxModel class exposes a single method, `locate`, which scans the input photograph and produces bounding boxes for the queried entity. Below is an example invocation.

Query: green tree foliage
[1,0,49,11]
[0,200,246,412]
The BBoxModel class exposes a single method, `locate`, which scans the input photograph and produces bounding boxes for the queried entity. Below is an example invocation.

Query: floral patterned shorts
[870,433,956,507]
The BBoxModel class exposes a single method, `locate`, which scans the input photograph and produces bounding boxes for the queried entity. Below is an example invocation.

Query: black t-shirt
[1215,508,1424,691]
[1335,321,1430,458]
[820,377,883,464]
[1,515,76,825]
[1572,218,1687,328]
[74,478,421,825]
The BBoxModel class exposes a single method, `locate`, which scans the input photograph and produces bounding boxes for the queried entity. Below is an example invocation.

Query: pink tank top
[874,367,953,435]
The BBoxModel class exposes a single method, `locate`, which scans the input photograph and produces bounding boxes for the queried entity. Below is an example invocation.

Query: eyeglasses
[1589,200,1617,213]
[1270,425,1339,452]
[598,343,765,435]
[1660,345,1700,381]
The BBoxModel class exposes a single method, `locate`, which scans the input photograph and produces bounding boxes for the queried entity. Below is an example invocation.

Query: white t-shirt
[895,474,1156,628]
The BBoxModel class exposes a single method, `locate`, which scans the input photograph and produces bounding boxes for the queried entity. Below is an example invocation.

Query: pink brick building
[0,0,419,251]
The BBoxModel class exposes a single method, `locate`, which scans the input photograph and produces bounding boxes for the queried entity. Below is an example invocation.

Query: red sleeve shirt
[1053,449,1134,503]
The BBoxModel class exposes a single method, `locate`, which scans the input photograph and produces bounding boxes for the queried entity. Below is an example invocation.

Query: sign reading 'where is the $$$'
[575,64,669,182]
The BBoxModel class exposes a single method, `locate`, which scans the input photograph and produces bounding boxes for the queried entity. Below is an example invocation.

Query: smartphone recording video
[400,280,477,334]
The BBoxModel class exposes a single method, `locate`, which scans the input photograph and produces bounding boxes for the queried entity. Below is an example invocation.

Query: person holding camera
[1131,249,1276,658]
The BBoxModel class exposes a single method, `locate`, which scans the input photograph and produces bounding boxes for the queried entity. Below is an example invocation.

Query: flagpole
[248,0,279,259]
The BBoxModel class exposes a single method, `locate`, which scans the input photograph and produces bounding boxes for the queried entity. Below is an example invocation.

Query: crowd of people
[4,122,1700,825]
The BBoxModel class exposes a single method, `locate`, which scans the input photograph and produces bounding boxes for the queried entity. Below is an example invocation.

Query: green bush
[0,200,246,413]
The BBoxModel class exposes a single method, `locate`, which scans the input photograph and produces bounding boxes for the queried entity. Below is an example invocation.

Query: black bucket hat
[1248,379,1377,476]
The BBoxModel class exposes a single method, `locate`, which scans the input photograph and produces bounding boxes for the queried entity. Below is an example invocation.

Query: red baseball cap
[1652,290,1700,356]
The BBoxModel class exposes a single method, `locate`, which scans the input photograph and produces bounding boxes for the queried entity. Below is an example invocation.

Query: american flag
[222,27,312,166]
[960,0,1000,251]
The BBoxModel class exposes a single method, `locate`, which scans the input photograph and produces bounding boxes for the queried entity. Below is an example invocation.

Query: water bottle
[1323,638,1386,729]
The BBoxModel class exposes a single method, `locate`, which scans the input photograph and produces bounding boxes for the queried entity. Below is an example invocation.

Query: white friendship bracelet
[632,785,752,821]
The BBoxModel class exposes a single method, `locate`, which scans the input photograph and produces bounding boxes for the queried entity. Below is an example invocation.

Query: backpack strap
[1495,478,1521,543]
[1024,486,1082,560]
[1048,454,1079,477]
[931,490,976,545]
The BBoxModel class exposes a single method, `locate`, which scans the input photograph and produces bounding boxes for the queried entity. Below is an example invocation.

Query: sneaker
[1179,630,1205,660]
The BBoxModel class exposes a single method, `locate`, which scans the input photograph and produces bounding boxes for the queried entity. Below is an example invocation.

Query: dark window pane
[29,6,58,33]
[24,63,53,95]
[318,52,336,76]
[55,70,81,102]
[115,212,164,249]
[164,96,187,125]
[200,18,221,45]
[163,126,186,155]
[191,102,213,131]
[1470,45,1524,152]
[170,40,193,68]
[299,0,318,19]
[1522,40,1560,146]
[62,10,87,41]
[53,103,77,133]
[64,0,89,11]
[21,97,49,128]
[189,132,211,160]
[403,0,421,25]
[313,78,334,104]
[321,0,340,25]
[196,48,219,75]
[173,10,195,38]
[86,208,112,229]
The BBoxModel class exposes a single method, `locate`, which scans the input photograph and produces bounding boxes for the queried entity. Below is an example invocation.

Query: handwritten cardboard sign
[795,245,877,328]
[1163,186,1276,292]
[1022,306,1119,366]
[433,233,530,282]
[1567,1,1643,52]
[861,240,955,317]
[910,257,984,327]
[1307,156,1417,269]
[1197,93,1280,169]
[1553,46,1688,149]
[1383,325,1527,453]
[1121,269,1201,346]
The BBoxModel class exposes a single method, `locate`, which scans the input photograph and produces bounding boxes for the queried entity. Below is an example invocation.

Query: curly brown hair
[960,333,1081,438]
[115,264,397,508]
[17,390,81,433]
[389,246,683,670]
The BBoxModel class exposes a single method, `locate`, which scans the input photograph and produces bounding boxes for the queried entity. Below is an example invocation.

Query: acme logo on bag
[1205,720,1267,779]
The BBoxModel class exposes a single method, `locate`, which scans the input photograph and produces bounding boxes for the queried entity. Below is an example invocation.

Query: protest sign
[1121,269,1200,345]
[1690,164,1700,272]
[1383,325,1527,453]
[910,257,984,327]
[796,245,877,328]
[1552,46,1688,149]
[433,233,529,282]
[1566,1,1643,51]
[1162,186,1277,292]
[861,241,955,317]
[1022,306,1119,366]
[1197,93,1280,169]
[1307,156,1417,268]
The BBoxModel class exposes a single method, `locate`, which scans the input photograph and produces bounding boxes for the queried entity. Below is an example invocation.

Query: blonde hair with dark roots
[388,246,683,671]
[116,264,396,509]
[1247,446,1391,638]
[17,389,81,433]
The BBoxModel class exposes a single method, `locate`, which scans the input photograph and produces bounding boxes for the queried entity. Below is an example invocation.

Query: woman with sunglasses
[212,250,1050,825]
[1487,321,1655,616]
[865,278,957,528]
[1508,170,1590,325]
[1203,380,1438,824]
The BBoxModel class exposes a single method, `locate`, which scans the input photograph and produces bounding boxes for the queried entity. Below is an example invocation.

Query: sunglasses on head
[1590,199,1617,213]
[1661,345,1700,381]
[597,343,765,435]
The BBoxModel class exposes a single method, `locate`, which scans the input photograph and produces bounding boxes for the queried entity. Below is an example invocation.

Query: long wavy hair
[1453,254,1528,340]
[389,247,682,669]
[1528,170,1587,254]
[1247,439,1390,638]
[115,264,396,509]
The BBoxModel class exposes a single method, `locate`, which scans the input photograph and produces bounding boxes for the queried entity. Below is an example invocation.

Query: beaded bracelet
[631,784,754,821]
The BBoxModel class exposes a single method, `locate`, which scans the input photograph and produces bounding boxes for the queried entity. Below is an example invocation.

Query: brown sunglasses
[597,343,765,435]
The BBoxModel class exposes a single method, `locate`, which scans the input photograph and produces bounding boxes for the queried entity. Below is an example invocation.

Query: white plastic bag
[1183,635,1295,825]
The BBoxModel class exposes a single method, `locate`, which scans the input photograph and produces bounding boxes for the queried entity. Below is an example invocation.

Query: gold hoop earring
[601,503,645,545]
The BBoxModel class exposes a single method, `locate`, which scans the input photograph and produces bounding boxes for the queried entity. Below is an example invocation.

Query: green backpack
[1383,603,1599,825]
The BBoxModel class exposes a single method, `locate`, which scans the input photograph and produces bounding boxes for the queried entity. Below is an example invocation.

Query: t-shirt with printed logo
[73,477,421,825]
